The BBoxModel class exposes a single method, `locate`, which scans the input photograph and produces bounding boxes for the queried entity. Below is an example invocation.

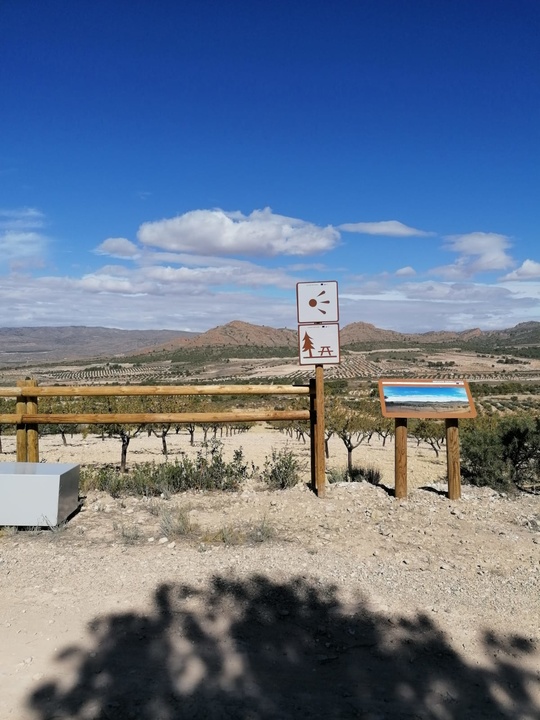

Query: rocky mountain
[339,322,407,345]
[339,322,486,346]
[2,320,540,366]
[481,322,540,345]
[172,320,540,352]
[152,321,298,352]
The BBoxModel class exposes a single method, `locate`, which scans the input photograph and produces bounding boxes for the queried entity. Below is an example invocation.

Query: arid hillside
[3,321,540,388]
[143,320,298,353]
[0,326,197,365]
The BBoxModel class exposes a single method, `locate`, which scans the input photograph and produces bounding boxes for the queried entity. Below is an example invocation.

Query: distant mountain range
[147,320,540,352]
[0,326,196,364]
[2,320,540,365]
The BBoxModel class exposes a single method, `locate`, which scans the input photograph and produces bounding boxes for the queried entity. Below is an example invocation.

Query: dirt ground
[1,427,540,719]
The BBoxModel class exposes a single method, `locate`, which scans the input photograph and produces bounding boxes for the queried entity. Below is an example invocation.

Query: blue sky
[382,384,469,403]
[1,0,539,333]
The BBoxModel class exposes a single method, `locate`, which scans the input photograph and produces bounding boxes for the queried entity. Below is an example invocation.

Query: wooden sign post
[446,418,461,500]
[394,418,408,499]
[378,379,477,500]
[297,281,340,498]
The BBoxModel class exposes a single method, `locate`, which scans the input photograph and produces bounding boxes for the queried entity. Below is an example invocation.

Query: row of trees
[0,394,255,471]
[0,392,448,474]
[5,390,537,491]
[275,396,447,477]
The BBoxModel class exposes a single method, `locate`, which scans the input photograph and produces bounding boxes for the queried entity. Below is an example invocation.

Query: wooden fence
[0,376,327,496]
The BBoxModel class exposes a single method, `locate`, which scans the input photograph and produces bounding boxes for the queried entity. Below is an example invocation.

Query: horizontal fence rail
[0,379,326,496]
[0,384,310,397]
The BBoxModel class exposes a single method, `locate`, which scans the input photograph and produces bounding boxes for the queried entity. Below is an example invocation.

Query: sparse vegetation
[327,464,381,485]
[461,415,540,493]
[261,447,303,489]
[80,440,251,496]
[201,518,275,546]
[159,506,196,539]
[117,523,143,545]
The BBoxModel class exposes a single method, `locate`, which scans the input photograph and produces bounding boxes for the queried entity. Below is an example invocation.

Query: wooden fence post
[314,364,326,498]
[16,378,39,462]
[395,417,408,499]
[16,380,27,462]
[446,418,461,500]
[26,378,39,462]
[309,378,316,492]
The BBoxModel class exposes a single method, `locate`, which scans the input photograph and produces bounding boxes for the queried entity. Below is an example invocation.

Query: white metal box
[0,462,80,527]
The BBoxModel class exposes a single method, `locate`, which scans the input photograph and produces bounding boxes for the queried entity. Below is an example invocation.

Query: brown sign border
[378,378,477,419]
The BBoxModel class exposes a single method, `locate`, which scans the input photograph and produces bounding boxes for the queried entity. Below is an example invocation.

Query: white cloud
[0,208,49,269]
[78,273,145,295]
[0,273,296,331]
[0,207,45,230]
[95,237,139,258]
[339,279,536,332]
[395,266,416,277]
[431,232,514,279]
[400,281,515,303]
[138,207,340,256]
[3,204,537,335]
[2,265,539,333]
[0,231,48,261]
[82,258,296,295]
[501,259,540,280]
[338,220,435,237]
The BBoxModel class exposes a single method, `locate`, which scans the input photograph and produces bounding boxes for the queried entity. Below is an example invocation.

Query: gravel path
[1,430,539,719]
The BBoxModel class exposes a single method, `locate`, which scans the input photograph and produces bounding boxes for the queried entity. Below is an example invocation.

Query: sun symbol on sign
[309,290,331,314]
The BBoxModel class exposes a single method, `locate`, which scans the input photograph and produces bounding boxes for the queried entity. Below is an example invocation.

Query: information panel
[378,379,477,419]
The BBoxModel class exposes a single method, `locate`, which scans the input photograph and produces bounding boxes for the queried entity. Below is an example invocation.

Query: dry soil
[1,428,539,719]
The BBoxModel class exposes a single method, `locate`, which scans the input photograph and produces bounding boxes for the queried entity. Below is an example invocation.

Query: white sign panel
[298,323,340,365]
[296,281,339,324]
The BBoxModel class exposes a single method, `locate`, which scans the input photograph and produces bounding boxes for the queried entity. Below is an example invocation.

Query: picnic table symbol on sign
[299,324,340,365]
[302,331,334,358]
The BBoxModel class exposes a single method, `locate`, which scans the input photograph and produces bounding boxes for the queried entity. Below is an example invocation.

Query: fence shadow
[28,575,539,719]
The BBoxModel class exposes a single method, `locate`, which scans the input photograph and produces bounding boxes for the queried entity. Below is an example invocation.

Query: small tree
[375,415,394,447]
[146,395,188,458]
[39,396,80,446]
[95,396,146,472]
[409,419,445,458]
[327,400,375,477]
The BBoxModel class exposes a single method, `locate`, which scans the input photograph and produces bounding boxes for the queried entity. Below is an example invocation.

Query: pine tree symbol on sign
[302,331,315,357]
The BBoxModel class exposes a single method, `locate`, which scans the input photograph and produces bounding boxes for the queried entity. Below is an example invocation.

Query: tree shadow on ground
[28,575,539,719]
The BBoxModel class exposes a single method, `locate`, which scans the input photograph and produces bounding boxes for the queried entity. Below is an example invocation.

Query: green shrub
[80,465,125,497]
[461,415,540,492]
[261,447,302,489]
[359,465,382,485]
[80,440,250,497]
[201,518,275,546]
[460,422,507,490]
[327,464,381,485]
[159,507,196,538]
[118,523,142,545]
[327,467,348,484]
